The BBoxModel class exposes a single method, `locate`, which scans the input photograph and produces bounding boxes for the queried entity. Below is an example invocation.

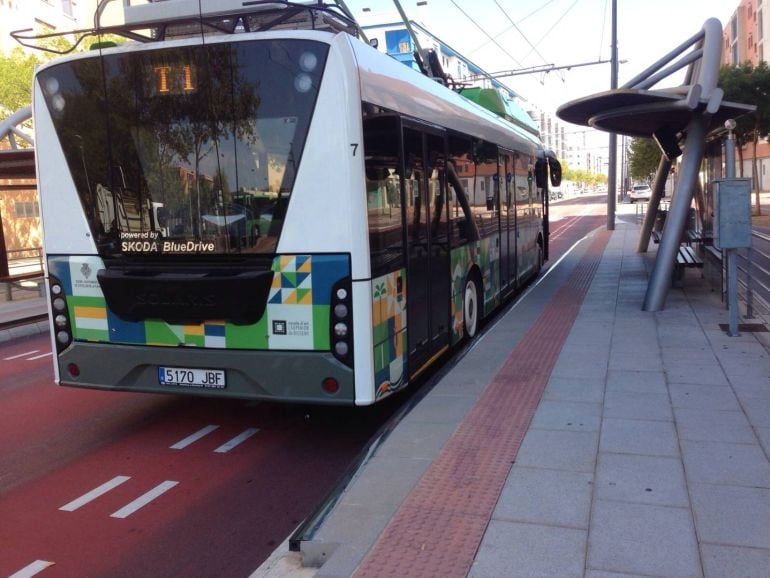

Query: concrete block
[674,408,756,444]
[493,466,593,529]
[595,453,688,507]
[588,500,700,578]
[530,399,602,432]
[608,352,663,372]
[668,383,741,410]
[701,544,770,578]
[551,350,609,379]
[600,418,679,457]
[690,484,770,549]
[681,440,770,488]
[469,521,586,578]
[339,456,430,508]
[743,397,770,427]
[606,369,667,394]
[515,428,599,473]
[664,363,729,386]
[544,376,605,404]
[403,391,477,424]
[757,426,770,456]
[603,390,673,421]
[374,420,457,460]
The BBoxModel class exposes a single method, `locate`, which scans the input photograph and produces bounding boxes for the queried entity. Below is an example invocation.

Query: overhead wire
[492,0,550,66]
[529,0,581,59]
[467,0,558,56]
[598,0,609,62]
[447,0,523,67]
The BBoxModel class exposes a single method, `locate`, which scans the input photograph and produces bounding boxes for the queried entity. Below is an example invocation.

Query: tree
[0,48,41,115]
[628,137,661,183]
[0,33,115,119]
[719,61,770,215]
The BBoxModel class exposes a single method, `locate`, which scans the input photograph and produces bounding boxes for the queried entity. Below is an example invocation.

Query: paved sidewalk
[0,286,47,342]
[257,214,770,578]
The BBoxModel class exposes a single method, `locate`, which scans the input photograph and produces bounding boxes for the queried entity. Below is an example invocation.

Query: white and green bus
[30,0,560,405]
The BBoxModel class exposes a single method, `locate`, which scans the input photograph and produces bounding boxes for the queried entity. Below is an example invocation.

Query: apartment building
[722,0,770,189]
[360,14,571,171]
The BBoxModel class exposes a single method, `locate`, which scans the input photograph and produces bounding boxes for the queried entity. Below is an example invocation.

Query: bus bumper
[56,341,356,404]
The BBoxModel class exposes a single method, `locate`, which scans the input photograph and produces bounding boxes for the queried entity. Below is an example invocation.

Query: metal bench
[650,231,703,286]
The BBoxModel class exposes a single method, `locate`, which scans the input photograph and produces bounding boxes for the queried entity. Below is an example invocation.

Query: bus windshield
[38,39,328,257]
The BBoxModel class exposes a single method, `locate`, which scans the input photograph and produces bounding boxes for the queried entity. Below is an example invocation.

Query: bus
[28,0,560,405]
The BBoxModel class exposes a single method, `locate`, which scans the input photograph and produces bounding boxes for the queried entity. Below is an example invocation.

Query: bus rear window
[38,39,328,258]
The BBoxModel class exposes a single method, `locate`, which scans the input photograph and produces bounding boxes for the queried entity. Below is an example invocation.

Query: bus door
[403,126,450,373]
[499,151,516,290]
[514,152,535,279]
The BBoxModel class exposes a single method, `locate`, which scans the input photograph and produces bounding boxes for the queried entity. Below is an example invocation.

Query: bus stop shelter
[557,18,754,311]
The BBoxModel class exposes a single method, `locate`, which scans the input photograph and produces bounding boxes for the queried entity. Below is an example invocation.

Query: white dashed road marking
[3,350,39,361]
[8,560,55,578]
[59,476,131,512]
[110,480,179,519]
[170,425,220,449]
[27,352,53,361]
[214,428,260,453]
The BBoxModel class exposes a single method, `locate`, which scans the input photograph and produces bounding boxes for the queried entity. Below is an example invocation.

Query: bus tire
[536,239,544,274]
[463,273,482,339]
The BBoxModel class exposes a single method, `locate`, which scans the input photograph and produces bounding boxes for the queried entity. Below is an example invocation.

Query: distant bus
[31,0,560,405]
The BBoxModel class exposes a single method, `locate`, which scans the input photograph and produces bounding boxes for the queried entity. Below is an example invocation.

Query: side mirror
[155,207,168,227]
[369,38,379,49]
[535,159,547,189]
[548,157,562,187]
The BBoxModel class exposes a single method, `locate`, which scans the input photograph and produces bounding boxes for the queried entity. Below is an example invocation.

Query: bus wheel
[536,242,544,274]
[463,274,481,339]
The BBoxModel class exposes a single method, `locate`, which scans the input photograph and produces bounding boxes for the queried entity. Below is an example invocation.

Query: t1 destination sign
[151,63,197,95]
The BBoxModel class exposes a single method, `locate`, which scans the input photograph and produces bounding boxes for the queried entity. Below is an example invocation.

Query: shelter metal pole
[607,0,618,230]
[725,125,740,336]
[637,155,672,253]
[643,114,709,311]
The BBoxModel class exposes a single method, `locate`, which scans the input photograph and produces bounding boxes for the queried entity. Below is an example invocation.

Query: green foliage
[0,32,122,117]
[720,61,770,141]
[559,158,606,187]
[628,137,660,182]
[0,48,41,114]
[719,61,770,213]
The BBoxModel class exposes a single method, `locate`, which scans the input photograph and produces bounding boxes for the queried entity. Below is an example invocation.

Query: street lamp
[724,118,736,179]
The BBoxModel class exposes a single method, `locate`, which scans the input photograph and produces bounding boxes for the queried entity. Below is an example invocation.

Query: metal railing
[2,247,44,301]
[730,230,770,318]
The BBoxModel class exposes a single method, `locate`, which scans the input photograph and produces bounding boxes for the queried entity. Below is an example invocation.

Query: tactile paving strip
[354,230,611,577]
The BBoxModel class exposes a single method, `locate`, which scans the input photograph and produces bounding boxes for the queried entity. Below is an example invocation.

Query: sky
[353,0,739,117]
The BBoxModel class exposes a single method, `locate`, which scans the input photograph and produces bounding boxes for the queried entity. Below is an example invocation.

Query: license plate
[159,366,226,389]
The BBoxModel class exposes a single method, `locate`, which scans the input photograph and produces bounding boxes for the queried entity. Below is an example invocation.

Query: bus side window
[363,114,404,277]
[447,163,469,247]
[447,134,480,247]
